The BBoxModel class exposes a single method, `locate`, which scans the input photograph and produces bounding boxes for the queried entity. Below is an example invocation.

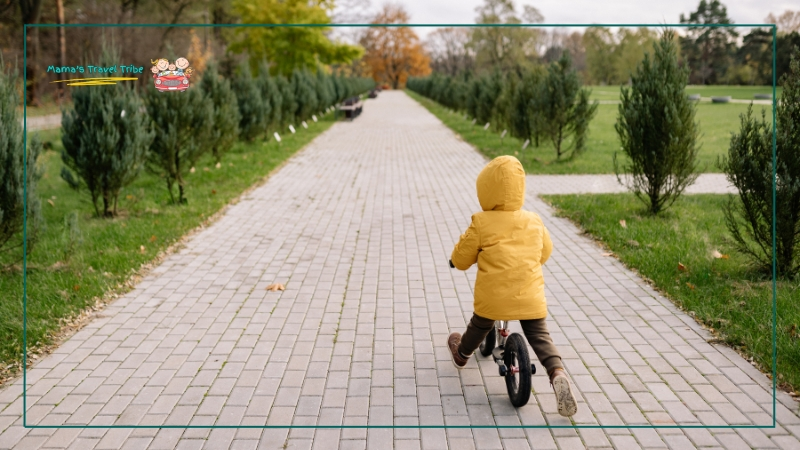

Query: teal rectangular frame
[22,22,779,430]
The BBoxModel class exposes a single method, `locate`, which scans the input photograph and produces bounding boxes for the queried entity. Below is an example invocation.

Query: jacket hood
[477,156,526,211]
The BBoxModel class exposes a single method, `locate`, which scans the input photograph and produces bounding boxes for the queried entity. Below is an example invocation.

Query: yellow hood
[477,156,525,211]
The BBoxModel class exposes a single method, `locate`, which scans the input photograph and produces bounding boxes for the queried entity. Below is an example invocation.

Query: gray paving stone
[0,90,796,449]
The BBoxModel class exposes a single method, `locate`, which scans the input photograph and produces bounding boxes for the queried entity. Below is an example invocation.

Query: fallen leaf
[190,167,196,173]
[711,250,729,259]
[619,219,627,228]
[789,324,797,339]
[215,162,221,169]
[266,283,285,291]
[139,245,145,254]
[126,195,134,200]
[73,285,80,291]
[211,189,217,195]
[203,167,210,172]
[678,262,687,272]
[686,282,696,290]
[149,235,157,243]
[627,239,640,247]
[47,199,55,207]
[602,252,614,257]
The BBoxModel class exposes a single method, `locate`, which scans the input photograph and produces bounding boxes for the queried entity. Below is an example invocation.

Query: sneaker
[550,369,578,417]
[447,333,468,369]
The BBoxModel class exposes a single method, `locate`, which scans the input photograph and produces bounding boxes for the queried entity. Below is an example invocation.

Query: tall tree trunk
[56,0,66,104]
[20,0,43,106]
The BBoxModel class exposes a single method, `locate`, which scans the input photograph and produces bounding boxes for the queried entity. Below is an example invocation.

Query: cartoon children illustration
[151,57,192,92]
[175,57,190,76]
[155,58,169,76]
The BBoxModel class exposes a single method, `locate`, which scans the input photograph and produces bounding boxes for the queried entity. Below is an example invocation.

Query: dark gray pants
[458,313,564,375]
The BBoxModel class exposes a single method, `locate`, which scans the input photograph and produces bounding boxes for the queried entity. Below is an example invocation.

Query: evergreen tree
[614,30,700,215]
[679,0,738,84]
[0,61,42,257]
[293,70,319,123]
[231,64,269,141]
[199,63,240,162]
[537,53,598,159]
[145,87,213,204]
[276,75,297,126]
[720,49,800,277]
[61,50,153,217]
[315,69,334,113]
[257,62,283,132]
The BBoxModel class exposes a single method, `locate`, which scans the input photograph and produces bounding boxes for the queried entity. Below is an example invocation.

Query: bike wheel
[504,333,532,407]
[479,327,496,357]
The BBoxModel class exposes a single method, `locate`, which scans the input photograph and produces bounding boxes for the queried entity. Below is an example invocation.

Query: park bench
[339,96,363,120]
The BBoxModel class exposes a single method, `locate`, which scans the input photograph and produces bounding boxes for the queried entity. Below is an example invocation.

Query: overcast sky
[352,0,797,39]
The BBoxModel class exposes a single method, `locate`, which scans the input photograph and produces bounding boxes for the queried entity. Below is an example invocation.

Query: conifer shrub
[0,61,42,257]
[231,64,269,141]
[145,86,213,204]
[720,48,800,277]
[537,53,598,160]
[614,30,699,215]
[200,63,240,162]
[61,50,153,217]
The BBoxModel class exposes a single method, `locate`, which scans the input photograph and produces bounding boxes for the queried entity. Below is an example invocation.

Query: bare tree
[425,28,474,76]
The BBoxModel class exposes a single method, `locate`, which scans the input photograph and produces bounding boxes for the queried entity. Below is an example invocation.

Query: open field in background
[0,113,337,378]
[590,85,783,101]
[407,89,772,174]
[543,193,800,394]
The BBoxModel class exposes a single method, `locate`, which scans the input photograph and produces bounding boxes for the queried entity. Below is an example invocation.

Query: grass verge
[406,89,773,175]
[543,193,800,394]
[0,113,336,384]
[590,85,782,101]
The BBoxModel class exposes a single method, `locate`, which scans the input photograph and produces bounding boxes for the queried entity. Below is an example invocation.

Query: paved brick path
[1,91,798,449]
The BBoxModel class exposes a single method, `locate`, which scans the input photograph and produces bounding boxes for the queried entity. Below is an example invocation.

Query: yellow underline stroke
[51,77,139,84]
[66,82,120,86]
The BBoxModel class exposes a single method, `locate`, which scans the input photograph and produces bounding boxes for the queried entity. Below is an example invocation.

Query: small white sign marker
[302,121,308,129]
[312,115,318,122]
[274,132,281,142]
[483,122,490,130]
[522,139,530,150]
[501,130,507,139]
[289,125,296,134]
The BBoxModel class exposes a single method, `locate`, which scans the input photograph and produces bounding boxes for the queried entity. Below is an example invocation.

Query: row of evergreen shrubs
[0,53,373,261]
[412,31,800,279]
[59,54,374,214]
[407,53,598,161]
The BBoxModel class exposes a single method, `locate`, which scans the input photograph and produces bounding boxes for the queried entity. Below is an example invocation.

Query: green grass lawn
[590,85,782,101]
[407,89,772,174]
[0,113,337,381]
[543,194,800,393]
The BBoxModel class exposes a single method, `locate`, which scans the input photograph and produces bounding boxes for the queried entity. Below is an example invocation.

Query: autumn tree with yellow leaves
[360,4,431,89]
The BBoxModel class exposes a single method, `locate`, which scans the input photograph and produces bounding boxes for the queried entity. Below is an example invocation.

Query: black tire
[479,327,496,357]
[504,333,532,407]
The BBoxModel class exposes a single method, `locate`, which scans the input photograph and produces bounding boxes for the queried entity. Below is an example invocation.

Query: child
[447,155,578,417]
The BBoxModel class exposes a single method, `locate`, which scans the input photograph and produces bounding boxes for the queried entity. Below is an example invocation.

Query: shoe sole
[553,376,578,417]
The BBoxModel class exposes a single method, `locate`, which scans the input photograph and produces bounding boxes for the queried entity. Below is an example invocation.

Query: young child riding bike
[447,155,578,417]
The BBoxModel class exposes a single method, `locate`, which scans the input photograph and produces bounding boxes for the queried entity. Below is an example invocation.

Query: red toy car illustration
[154,73,189,92]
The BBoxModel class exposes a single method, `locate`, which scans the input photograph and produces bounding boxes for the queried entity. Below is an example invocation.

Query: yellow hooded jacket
[451,156,553,320]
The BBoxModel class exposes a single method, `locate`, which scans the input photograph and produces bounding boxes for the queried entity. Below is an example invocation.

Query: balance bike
[449,260,535,407]
[479,320,535,407]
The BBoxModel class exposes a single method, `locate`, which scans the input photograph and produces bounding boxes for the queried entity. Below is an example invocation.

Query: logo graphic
[151,57,193,92]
